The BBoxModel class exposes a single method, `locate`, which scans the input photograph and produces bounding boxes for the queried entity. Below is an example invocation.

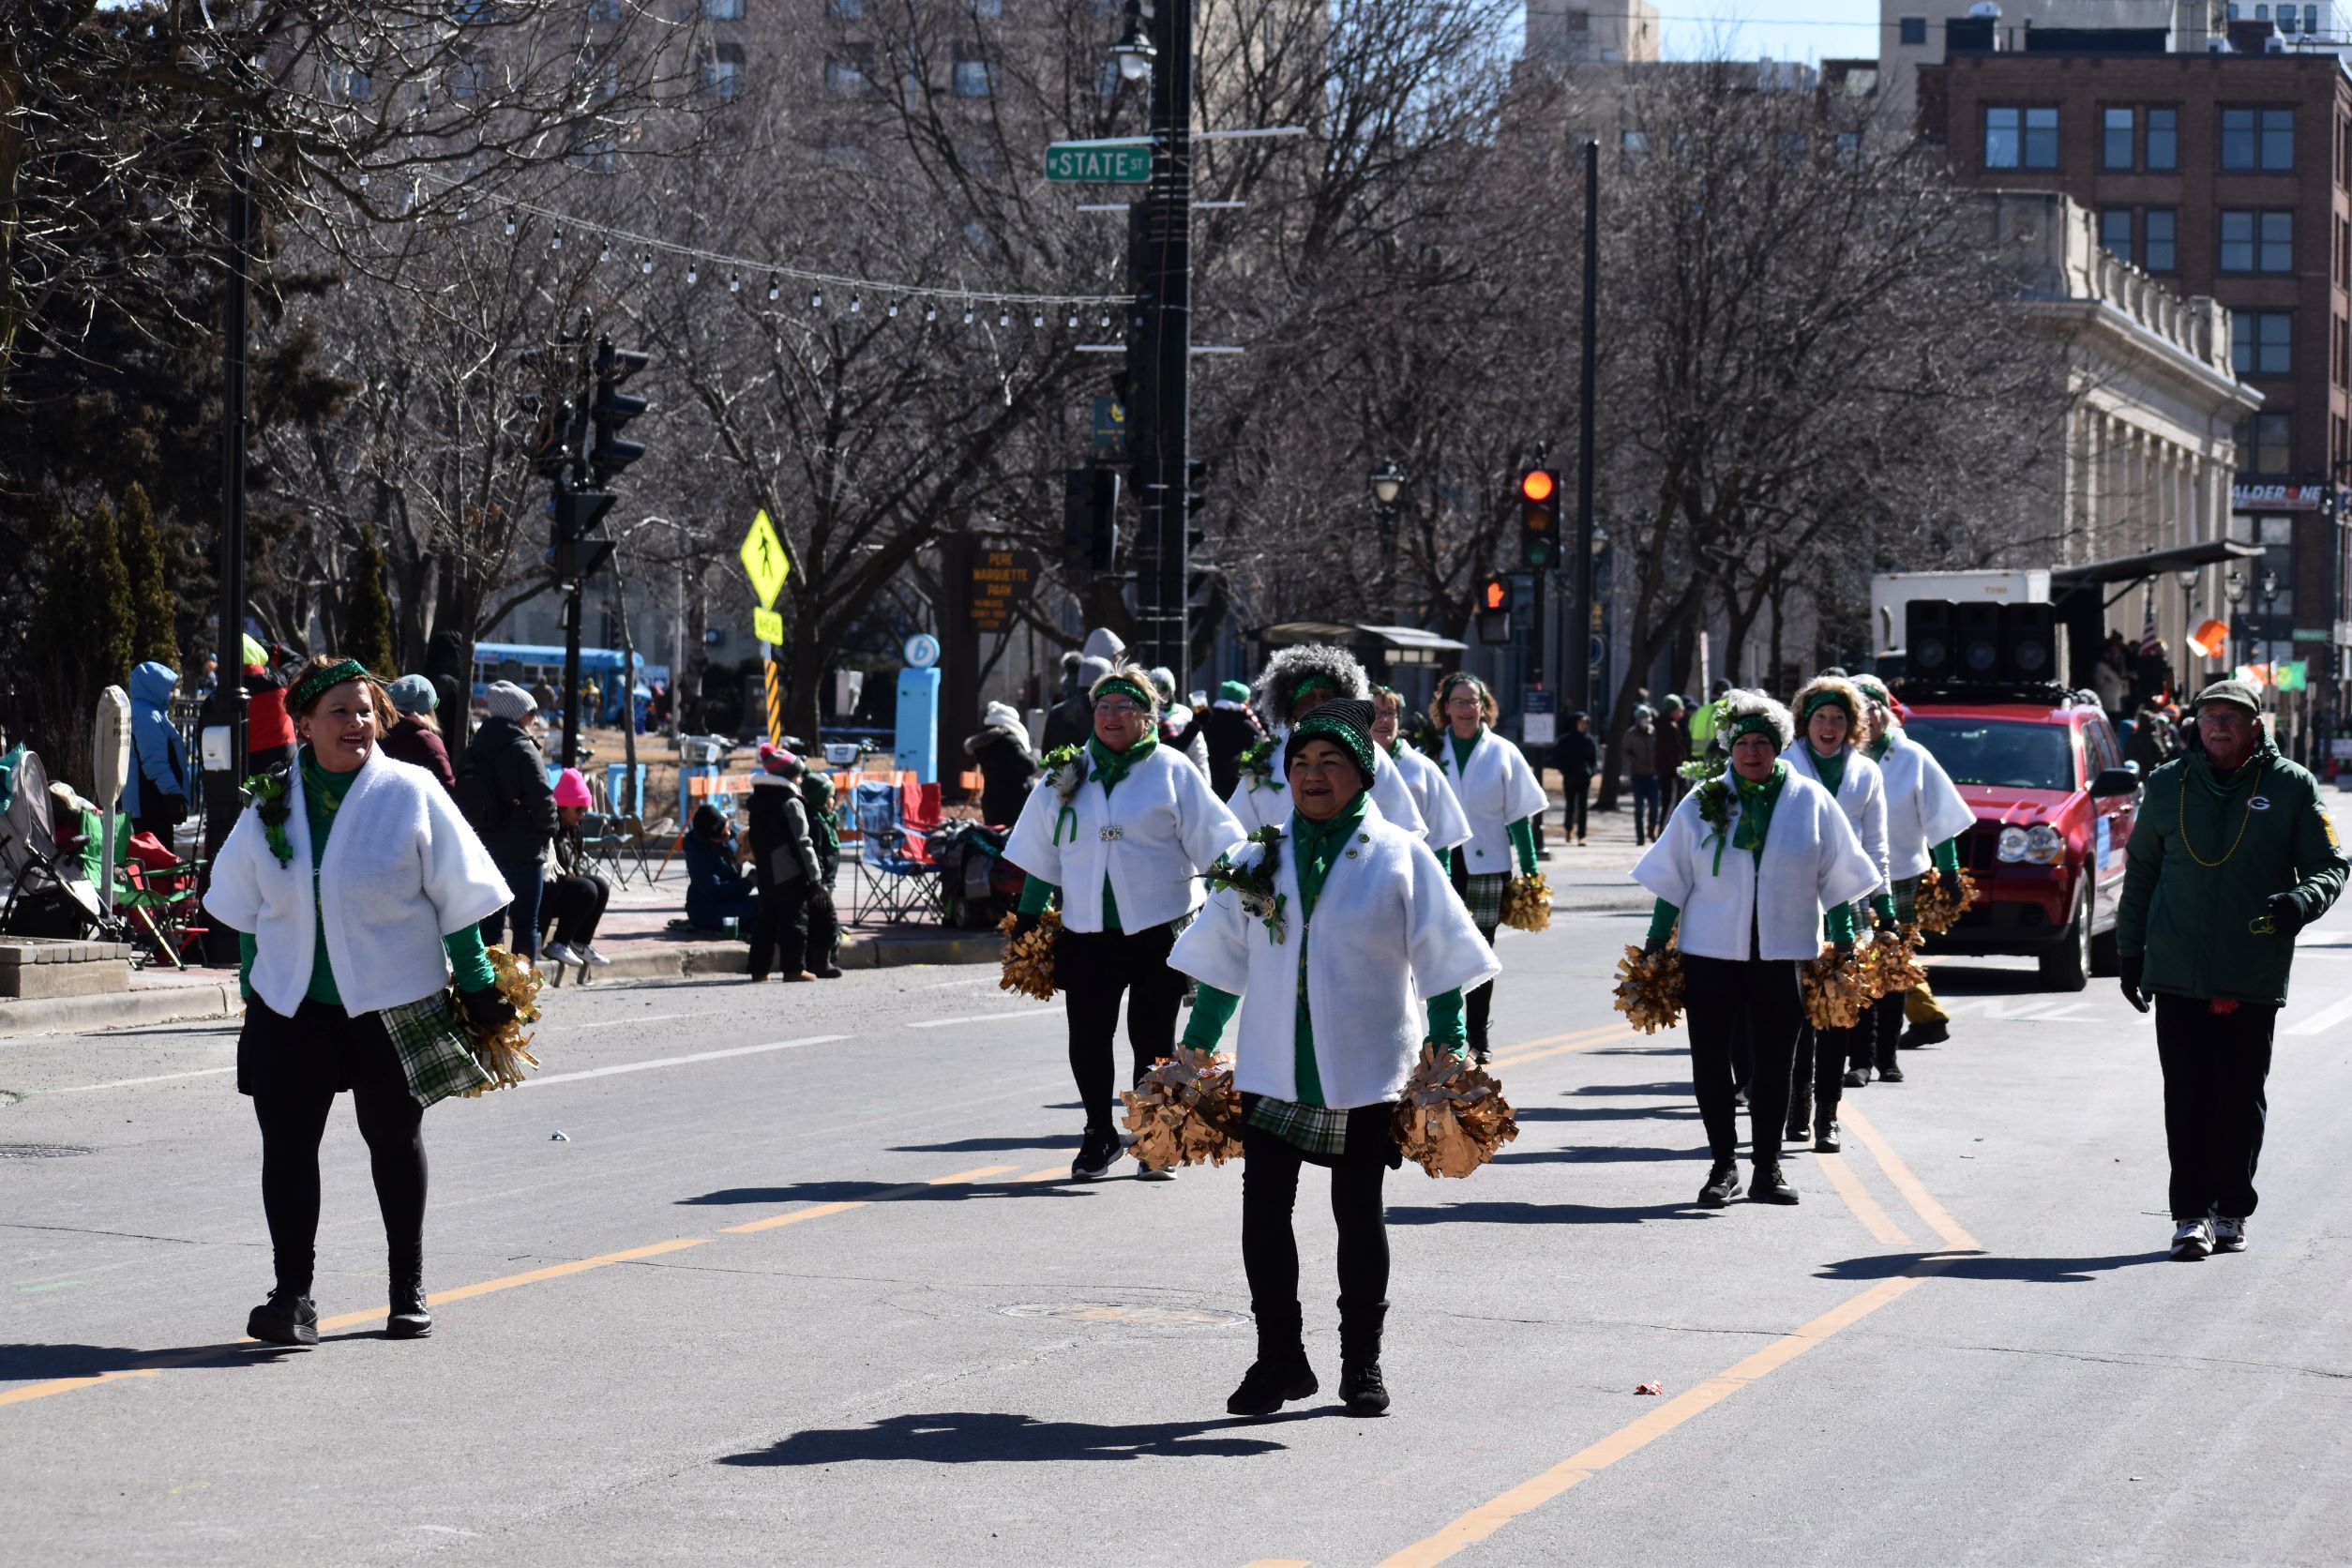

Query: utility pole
[1125,0,1192,687]
[199,122,255,962]
[1569,136,1601,716]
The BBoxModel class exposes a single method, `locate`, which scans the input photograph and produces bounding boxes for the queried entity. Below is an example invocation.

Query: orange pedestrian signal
[1518,469,1557,504]
[1483,577,1509,611]
[1477,575,1513,644]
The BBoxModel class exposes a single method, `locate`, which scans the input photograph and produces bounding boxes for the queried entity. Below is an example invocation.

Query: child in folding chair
[538,768,611,972]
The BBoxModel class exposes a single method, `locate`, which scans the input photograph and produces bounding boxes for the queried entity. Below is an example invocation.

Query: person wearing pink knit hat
[539,767,612,970]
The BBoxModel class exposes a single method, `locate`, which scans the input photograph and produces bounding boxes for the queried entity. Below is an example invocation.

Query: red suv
[1899,691,2142,990]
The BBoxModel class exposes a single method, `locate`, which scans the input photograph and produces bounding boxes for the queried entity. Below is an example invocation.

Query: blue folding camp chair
[848,779,940,925]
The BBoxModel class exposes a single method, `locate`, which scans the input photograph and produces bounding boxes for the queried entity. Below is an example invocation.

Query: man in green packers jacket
[2116,678,2347,1261]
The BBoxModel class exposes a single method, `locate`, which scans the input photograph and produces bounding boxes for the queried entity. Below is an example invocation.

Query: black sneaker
[1071,1127,1123,1181]
[387,1288,433,1341]
[247,1289,320,1347]
[1785,1114,1810,1144]
[1842,1068,1870,1088]
[1899,1020,1948,1048]
[1814,1120,1841,1153]
[1697,1162,1741,1208]
[1339,1360,1391,1417]
[1750,1165,1800,1204]
[1227,1353,1319,1416]
[1876,1063,1906,1084]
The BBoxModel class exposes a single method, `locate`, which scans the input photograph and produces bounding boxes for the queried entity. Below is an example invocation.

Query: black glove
[1011,912,1041,941]
[2266,891,2308,941]
[1642,936,1669,957]
[459,984,516,1032]
[2118,952,2149,1014]
[1833,938,1855,957]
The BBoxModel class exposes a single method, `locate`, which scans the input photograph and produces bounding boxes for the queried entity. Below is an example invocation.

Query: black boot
[388,1254,432,1340]
[247,1287,319,1347]
[1228,1302,1318,1416]
[1337,1299,1390,1417]
[1697,1161,1741,1208]
[1750,1164,1801,1204]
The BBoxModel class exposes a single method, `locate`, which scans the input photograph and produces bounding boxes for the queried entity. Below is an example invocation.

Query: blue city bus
[471,642,645,726]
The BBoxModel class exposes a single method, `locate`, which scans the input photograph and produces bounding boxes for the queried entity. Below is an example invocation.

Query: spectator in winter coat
[1201,680,1265,801]
[378,674,457,792]
[683,803,761,933]
[459,681,559,961]
[1624,705,1662,846]
[746,746,838,982]
[124,661,192,840]
[2125,701,2175,776]
[965,701,1039,826]
[538,768,612,970]
[1042,655,1111,753]
[241,636,297,775]
[1560,711,1600,845]
[1655,696,1692,810]
[1149,665,1214,776]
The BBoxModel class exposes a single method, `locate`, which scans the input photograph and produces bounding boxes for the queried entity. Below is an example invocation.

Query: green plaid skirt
[1892,874,1922,925]
[1456,871,1509,931]
[376,990,493,1108]
[1241,1093,1403,1169]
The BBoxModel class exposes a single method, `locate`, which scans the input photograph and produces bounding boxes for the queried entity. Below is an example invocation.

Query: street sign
[904,633,942,669]
[739,509,790,609]
[1046,139,1153,184]
[1522,686,1556,747]
[753,606,785,646]
[969,547,1041,634]
[1091,396,1126,454]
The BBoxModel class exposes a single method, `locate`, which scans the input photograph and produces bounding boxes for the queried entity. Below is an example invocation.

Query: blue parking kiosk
[896,634,942,783]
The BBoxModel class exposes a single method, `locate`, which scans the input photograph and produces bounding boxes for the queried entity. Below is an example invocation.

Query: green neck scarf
[1086,731,1158,797]
[1731,762,1787,859]
[1867,734,1892,761]
[298,746,359,865]
[1812,746,1847,799]
[1290,792,1371,926]
[1449,726,1484,769]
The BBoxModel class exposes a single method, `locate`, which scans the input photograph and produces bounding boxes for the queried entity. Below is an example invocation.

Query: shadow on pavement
[1591,1045,1690,1058]
[716,1410,1306,1466]
[1494,1144,1711,1166]
[1389,1199,1713,1226]
[1918,964,2043,994]
[0,1339,303,1381]
[1815,1250,2169,1283]
[678,1177,1072,1207]
[1516,1104,1702,1123]
[888,1135,1071,1154]
[1556,1081,1690,1097]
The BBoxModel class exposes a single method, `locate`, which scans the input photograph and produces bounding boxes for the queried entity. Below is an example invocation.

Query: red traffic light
[1519,468,1557,504]
[1482,576,1509,611]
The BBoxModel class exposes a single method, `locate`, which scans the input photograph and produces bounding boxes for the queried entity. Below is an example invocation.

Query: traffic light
[548,488,617,581]
[589,339,650,487]
[1185,457,1209,550]
[1477,574,1512,644]
[529,400,576,482]
[1063,464,1121,573]
[1519,466,1561,569]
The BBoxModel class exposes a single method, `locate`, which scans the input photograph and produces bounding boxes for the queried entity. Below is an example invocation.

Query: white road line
[568,1014,686,1031]
[2287,993,2352,1037]
[908,1009,1063,1030]
[41,1065,237,1094]
[909,975,1005,990]
[523,1033,852,1085]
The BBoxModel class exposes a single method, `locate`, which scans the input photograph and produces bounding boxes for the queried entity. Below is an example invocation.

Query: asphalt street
[5,861,2352,1565]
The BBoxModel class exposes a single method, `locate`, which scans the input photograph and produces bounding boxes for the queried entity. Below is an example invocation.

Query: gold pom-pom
[460,943,544,1095]
[996,908,1063,1001]
[1500,872,1554,932]
[1613,942,1685,1033]
[1914,867,1978,935]
[1863,925,1928,995]
[1392,1044,1519,1179]
[1120,1047,1243,1172]
[1801,942,1880,1030]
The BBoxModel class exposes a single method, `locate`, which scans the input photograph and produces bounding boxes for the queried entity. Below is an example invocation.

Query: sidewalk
[1534,776,1653,915]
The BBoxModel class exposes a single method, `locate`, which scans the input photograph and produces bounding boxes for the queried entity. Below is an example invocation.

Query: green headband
[1094,675,1156,712]
[1802,691,1854,722]
[1289,709,1377,784]
[1727,713,1781,745]
[1289,673,1340,706]
[292,659,369,712]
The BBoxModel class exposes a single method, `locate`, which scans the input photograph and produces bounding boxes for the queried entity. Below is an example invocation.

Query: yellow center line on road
[1486,1023,1634,1071]
[1836,1105,1983,1254]
[1815,1152,1912,1246]
[0,1368,162,1409]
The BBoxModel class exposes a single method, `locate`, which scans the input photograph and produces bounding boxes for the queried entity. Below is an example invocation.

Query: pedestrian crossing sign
[740,509,790,609]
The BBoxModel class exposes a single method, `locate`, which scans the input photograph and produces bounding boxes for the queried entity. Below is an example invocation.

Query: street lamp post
[1368,458,1406,621]
[2175,566,2200,693]
[2224,567,2247,672]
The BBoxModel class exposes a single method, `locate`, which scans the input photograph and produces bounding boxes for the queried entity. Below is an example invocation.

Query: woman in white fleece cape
[204,657,515,1349]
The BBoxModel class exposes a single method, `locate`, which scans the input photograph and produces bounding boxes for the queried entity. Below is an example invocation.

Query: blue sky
[1659,0,1883,62]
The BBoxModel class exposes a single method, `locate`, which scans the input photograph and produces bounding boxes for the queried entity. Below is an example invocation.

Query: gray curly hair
[1717,687,1794,750]
[1250,644,1370,731]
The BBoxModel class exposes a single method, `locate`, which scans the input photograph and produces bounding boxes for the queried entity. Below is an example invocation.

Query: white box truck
[1869,570,2050,656]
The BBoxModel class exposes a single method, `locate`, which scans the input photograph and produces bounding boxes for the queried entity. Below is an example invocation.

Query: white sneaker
[2212,1215,2248,1253]
[2170,1218,2214,1260]
[1136,1166,1179,1183]
[580,946,611,967]
[543,942,579,966]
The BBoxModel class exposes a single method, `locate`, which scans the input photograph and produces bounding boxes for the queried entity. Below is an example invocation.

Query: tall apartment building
[1878,0,2226,128]
[1525,0,1662,66]
[1920,23,2352,730]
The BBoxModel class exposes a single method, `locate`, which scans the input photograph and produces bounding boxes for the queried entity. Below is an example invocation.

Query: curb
[0,982,246,1040]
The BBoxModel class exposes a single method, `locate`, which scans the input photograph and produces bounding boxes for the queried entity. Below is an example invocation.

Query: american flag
[2139,606,2161,658]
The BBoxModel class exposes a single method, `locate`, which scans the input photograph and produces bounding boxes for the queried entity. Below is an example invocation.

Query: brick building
[1922,29,2352,749]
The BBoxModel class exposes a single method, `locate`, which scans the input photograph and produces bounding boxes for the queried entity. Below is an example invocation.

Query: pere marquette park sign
[1045,138,1151,183]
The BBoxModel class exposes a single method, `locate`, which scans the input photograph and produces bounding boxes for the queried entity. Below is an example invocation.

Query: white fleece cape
[1431,728,1549,875]
[1631,767,1880,961]
[1877,729,1977,881]
[204,751,512,1017]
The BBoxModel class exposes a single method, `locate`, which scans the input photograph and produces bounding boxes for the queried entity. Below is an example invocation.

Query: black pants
[1059,922,1188,1131]
[1563,772,1591,840]
[1870,990,1906,1072]
[240,997,427,1296]
[2154,994,2275,1220]
[804,884,839,972]
[481,851,544,961]
[1240,1120,1390,1323]
[1448,849,1502,1057]
[1681,953,1803,1168]
[1792,1020,1866,1124]
[537,871,611,949]
[750,864,810,980]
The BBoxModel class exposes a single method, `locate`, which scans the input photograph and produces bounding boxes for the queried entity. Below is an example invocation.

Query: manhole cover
[996,1304,1246,1328]
[0,1144,94,1159]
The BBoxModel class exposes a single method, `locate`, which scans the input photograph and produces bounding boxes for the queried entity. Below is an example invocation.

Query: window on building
[2239,413,2294,474]
[2145,208,2178,270]
[2223,107,2295,170]
[703,0,743,16]
[1984,106,2058,169]
[2233,311,2295,375]
[826,0,863,15]
[972,0,1003,13]
[2103,107,2134,170]
[2221,210,2294,272]
[2308,4,2320,27]
[953,49,996,97]
[701,41,743,97]
[586,0,621,17]
[1899,15,1926,43]
[2101,207,2134,264]
[2147,107,2178,170]
[2281,7,2299,27]
[825,46,876,97]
